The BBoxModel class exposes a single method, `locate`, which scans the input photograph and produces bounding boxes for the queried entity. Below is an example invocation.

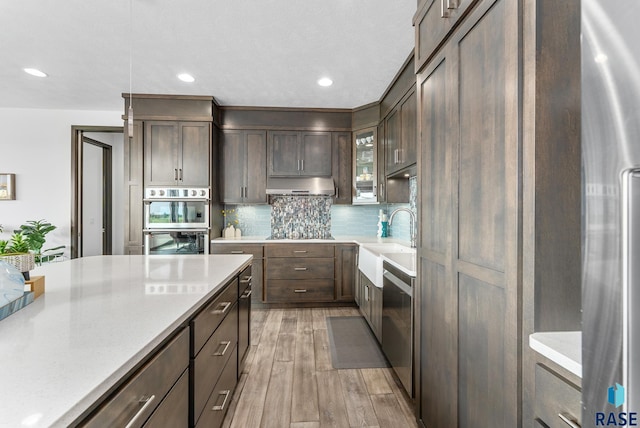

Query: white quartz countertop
[0,254,251,428]
[529,331,582,378]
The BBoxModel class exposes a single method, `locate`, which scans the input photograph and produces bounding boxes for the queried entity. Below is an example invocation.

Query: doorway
[71,126,123,258]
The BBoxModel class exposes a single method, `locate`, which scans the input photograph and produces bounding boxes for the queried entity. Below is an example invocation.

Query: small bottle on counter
[381,214,388,237]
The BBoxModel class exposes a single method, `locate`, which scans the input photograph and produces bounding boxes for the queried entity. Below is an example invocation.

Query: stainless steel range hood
[266,177,335,196]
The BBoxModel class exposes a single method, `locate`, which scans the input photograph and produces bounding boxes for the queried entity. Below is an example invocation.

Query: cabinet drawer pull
[440,0,450,17]
[174,168,178,180]
[211,390,231,411]
[244,186,248,198]
[240,275,252,284]
[293,250,308,254]
[241,289,252,299]
[178,168,183,181]
[213,340,232,356]
[294,289,307,293]
[558,413,580,428]
[294,267,308,271]
[297,159,301,171]
[124,395,156,428]
[211,301,232,315]
[230,250,244,254]
[301,159,304,171]
[446,0,458,9]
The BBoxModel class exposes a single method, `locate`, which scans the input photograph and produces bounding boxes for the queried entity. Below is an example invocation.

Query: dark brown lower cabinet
[82,329,190,427]
[79,266,250,428]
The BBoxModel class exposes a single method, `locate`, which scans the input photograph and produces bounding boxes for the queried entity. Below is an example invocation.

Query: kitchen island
[0,254,251,428]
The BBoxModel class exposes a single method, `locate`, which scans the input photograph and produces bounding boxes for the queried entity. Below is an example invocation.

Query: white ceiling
[0,1,416,111]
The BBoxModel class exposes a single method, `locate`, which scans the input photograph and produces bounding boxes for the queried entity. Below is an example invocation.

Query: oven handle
[383,270,413,297]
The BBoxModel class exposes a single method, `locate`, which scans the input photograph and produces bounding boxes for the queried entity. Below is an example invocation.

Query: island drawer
[193,303,238,424]
[83,328,189,428]
[195,346,238,428]
[534,364,581,428]
[266,279,334,302]
[192,278,239,355]
[210,244,263,258]
[265,244,334,258]
[143,369,188,427]
[266,258,334,279]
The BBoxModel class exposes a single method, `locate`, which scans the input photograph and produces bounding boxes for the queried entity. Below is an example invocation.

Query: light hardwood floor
[222,307,418,428]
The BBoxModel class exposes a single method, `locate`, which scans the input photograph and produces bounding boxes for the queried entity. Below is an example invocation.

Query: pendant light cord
[127,0,134,137]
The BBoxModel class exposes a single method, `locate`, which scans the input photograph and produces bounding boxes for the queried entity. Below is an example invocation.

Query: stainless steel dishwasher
[382,260,414,396]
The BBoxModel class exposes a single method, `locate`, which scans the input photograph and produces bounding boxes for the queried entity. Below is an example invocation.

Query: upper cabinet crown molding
[122,93,215,122]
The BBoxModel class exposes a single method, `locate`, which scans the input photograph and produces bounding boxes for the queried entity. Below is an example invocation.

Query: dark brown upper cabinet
[267,131,332,177]
[144,121,210,187]
[332,132,353,205]
[220,130,267,204]
[385,89,417,176]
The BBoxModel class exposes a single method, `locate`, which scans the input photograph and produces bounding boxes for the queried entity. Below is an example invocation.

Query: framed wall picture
[0,173,16,200]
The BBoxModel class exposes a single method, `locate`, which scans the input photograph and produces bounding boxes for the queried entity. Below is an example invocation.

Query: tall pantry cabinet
[414,0,580,427]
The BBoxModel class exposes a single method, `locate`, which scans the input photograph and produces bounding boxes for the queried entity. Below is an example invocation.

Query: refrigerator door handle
[623,168,640,412]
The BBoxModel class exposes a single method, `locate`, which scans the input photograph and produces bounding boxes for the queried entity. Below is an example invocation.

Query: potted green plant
[0,219,64,279]
[16,219,64,264]
[0,231,35,279]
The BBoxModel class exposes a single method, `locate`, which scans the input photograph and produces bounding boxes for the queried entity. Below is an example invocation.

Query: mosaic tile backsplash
[269,196,333,239]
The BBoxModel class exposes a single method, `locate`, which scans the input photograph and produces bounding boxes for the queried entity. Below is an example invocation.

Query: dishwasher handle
[383,270,413,297]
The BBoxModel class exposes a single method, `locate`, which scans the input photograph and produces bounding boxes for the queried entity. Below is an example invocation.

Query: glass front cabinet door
[353,127,378,204]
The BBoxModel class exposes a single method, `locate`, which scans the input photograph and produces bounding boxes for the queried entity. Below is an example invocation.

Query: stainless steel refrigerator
[582,0,640,421]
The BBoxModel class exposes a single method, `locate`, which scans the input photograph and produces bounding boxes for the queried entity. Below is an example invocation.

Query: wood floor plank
[275,333,296,362]
[361,368,393,395]
[290,422,320,428]
[382,368,417,426]
[339,369,379,427]
[313,329,333,371]
[316,370,351,427]
[291,329,320,423]
[297,308,314,335]
[370,393,417,428]
[312,307,327,331]
[251,308,269,345]
[229,310,283,428]
[261,360,294,428]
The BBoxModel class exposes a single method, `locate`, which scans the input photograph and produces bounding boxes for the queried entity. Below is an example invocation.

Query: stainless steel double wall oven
[143,187,210,255]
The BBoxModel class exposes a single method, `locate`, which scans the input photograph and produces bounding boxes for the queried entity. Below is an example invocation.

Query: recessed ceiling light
[177,73,195,83]
[317,77,333,87]
[23,68,47,77]
[404,173,410,177]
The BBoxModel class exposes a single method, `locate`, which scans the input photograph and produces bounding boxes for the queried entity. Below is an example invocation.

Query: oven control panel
[145,187,210,200]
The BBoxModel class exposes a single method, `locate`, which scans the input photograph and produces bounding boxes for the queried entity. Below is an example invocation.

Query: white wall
[0,108,122,258]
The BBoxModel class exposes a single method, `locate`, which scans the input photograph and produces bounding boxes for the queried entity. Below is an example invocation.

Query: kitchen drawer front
[534,364,581,428]
[210,244,263,259]
[83,328,189,428]
[192,278,239,355]
[142,369,188,427]
[193,303,238,423]
[195,346,238,428]
[239,265,252,294]
[266,257,334,279]
[266,279,335,302]
[265,244,334,258]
